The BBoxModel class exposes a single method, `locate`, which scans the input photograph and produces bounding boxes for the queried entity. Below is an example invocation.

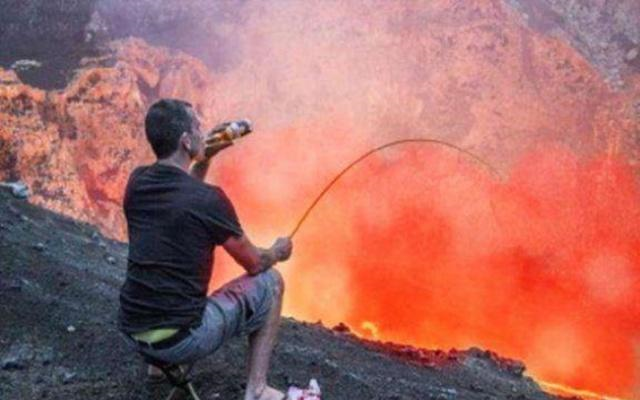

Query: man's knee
[268,268,285,298]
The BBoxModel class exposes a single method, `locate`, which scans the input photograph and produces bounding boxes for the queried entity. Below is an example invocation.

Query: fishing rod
[288,138,503,239]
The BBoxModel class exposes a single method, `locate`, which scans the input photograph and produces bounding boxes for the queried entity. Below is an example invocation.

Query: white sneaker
[286,379,321,400]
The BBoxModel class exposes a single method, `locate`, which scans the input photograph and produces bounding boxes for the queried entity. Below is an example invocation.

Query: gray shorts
[125,269,279,365]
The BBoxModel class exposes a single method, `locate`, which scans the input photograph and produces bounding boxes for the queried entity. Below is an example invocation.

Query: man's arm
[223,234,292,276]
[190,140,233,181]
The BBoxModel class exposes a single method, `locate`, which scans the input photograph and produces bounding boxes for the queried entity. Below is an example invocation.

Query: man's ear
[179,132,192,153]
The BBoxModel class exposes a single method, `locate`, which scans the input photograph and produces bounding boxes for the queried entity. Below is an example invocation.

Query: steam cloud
[99,1,640,397]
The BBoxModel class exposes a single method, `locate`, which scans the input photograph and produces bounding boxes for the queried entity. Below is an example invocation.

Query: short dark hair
[144,99,194,159]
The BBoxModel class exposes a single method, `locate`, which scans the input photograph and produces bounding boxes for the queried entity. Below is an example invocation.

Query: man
[119,98,292,400]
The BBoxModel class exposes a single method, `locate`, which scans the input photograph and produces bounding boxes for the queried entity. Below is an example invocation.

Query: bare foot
[245,385,286,400]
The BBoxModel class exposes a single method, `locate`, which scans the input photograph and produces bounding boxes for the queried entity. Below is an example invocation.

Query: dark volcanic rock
[0,0,100,89]
[0,0,243,89]
[91,0,246,73]
[2,0,640,90]
[0,190,559,399]
[506,0,640,83]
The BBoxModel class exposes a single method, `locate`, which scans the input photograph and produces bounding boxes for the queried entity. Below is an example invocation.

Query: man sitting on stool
[118,98,292,400]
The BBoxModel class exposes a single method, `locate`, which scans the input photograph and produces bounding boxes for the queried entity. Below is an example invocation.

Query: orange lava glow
[196,1,640,397]
[208,134,640,395]
[540,380,630,400]
[360,321,380,340]
[209,135,640,399]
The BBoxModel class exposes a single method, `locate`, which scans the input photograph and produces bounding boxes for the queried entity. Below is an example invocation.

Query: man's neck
[157,154,191,173]
[157,154,212,182]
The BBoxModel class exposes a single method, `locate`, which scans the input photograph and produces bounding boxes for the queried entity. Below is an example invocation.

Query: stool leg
[161,364,200,400]
[165,387,179,400]
[186,382,202,400]
[164,382,200,400]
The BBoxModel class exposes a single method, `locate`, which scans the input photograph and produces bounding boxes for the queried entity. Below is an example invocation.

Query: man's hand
[223,234,293,276]
[203,135,233,160]
[190,125,234,180]
[271,237,293,262]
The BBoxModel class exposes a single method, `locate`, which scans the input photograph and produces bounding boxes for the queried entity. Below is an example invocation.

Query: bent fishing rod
[287,138,503,239]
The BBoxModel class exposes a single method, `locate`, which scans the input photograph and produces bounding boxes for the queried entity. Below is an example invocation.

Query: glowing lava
[360,321,380,340]
[200,2,639,397]
[211,141,640,399]
[539,380,630,400]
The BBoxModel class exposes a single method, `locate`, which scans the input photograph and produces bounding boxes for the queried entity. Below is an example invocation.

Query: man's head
[144,99,204,160]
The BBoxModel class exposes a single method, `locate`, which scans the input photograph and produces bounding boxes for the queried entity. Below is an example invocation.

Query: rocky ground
[0,188,561,399]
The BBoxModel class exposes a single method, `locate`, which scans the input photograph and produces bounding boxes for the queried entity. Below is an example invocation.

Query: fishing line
[289,138,503,239]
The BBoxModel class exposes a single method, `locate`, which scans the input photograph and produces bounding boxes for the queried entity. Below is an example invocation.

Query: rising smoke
[96,0,639,397]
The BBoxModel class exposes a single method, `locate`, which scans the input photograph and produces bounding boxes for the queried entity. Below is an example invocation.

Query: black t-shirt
[118,163,243,334]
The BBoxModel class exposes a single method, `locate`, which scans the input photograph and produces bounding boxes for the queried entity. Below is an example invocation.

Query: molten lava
[210,138,639,399]
[199,2,640,397]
